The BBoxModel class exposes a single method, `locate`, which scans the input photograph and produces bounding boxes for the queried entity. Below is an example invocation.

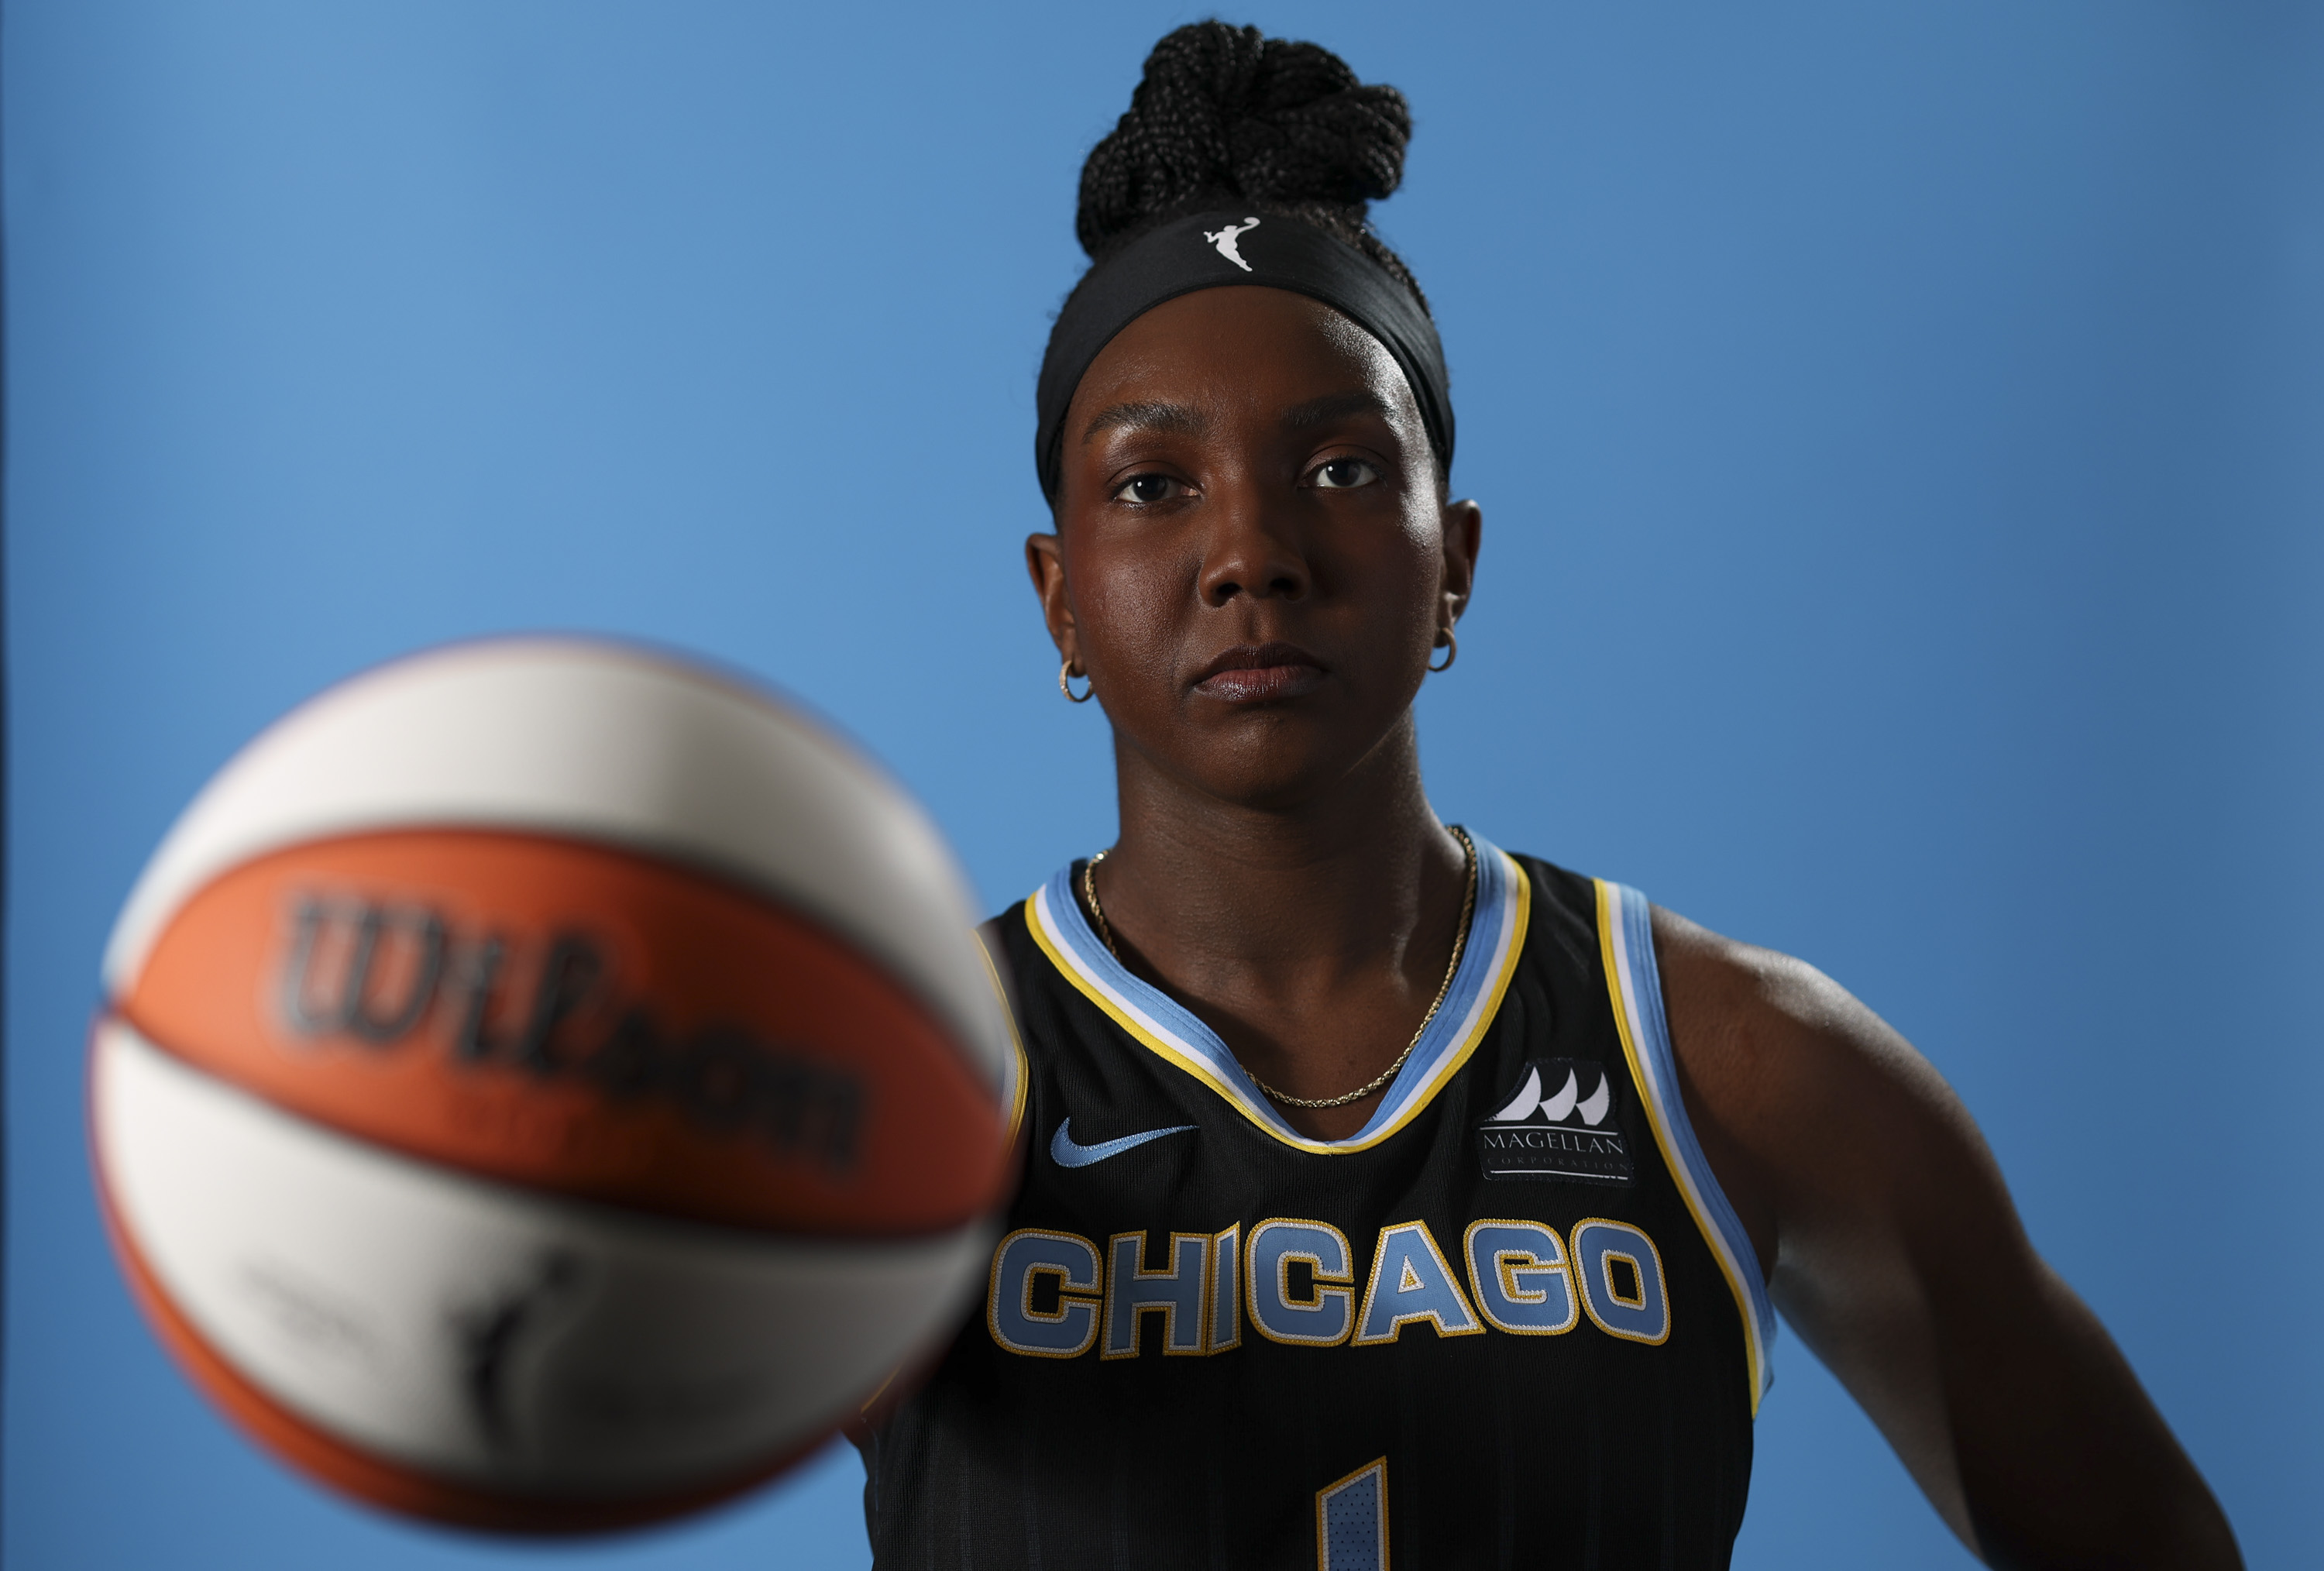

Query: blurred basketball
[87,638,1019,1532]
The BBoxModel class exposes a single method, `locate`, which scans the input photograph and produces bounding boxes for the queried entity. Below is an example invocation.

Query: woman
[856,23,2237,1568]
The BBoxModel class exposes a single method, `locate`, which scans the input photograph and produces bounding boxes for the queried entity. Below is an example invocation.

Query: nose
[1197,492,1311,607]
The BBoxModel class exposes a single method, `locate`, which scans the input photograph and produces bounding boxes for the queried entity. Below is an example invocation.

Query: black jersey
[857,838,1775,1569]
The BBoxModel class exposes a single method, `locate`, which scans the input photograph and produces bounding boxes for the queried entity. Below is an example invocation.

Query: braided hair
[1073,21,1429,318]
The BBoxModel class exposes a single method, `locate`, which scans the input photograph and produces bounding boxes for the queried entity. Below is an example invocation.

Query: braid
[1075,22,1430,317]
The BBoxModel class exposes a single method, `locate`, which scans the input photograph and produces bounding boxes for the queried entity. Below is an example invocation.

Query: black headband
[1034,211,1454,504]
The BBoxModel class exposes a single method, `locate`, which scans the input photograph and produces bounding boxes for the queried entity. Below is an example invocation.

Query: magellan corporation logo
[1474,1058,1635,1184]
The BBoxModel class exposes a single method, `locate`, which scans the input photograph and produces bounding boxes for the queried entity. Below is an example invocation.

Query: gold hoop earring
[1059,658,1095,703]
[1428,628,1458,674]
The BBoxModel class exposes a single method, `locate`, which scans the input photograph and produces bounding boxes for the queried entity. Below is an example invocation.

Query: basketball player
[854,24,2239,1568]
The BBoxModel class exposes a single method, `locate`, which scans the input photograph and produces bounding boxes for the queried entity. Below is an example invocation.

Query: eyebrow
[1081,390,1399,447]
[1281,390,1397,430]
[1081,400,1208,445]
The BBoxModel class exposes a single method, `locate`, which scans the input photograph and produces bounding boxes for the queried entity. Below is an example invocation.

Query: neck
[1088,713,1473,1138]
[1095,713,1465,995]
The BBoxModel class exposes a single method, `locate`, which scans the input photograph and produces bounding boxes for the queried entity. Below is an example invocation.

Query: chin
[1191,733,1384,813]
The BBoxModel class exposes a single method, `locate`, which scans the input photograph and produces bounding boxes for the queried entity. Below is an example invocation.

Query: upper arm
[1651,905,2239,1569]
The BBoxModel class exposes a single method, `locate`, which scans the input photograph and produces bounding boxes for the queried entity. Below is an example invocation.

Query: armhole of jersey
[1595,879,1776,1414]
[978,918,1030,1146]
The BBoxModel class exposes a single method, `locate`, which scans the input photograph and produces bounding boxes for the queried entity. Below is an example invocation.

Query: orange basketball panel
[122,829,1009,1235]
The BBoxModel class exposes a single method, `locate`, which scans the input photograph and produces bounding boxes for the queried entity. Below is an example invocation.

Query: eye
[1112,473,1187,504]
[1312,457,1380,490]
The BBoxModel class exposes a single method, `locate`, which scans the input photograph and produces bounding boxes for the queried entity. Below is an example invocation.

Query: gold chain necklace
[1080,827,1478,1110]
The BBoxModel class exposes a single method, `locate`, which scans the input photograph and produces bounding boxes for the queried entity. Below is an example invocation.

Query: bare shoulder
[1649,906,1970,1114]
[1644,904,2006,1282]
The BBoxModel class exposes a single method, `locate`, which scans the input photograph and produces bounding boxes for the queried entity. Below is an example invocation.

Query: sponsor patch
[1474,1057,1635,1184]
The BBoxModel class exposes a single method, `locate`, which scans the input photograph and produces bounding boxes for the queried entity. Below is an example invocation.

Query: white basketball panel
[100,638,1009,1093]
[92,1017,991,1497]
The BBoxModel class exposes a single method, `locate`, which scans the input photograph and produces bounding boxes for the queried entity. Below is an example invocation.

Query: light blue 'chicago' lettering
[1102,1232,1210,1357]
[989,1215,1673,1358]
[1246,1219,1355,1346]
[1571,1218,1670,1344]
[1353,1220,1483,1344]
[1209,1222,1242,1352]
[1463,1219,1580,1335]
[987,1229,1102,1358]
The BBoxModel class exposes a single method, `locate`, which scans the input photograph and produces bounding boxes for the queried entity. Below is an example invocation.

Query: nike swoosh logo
[1050,1118,1197,1169]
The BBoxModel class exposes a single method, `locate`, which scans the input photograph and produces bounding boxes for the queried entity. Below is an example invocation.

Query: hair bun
[1077,22,1413,260]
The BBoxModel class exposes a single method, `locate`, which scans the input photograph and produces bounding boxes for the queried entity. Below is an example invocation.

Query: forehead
[1067,286,1420,429]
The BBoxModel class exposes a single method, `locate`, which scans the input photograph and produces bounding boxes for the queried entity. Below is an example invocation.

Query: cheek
[1071,540,1194,682]
[1367,508,1447,638]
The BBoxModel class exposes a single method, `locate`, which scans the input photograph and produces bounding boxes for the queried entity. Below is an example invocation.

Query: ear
[1025,530,1081,669]
[1439,498,1482,631]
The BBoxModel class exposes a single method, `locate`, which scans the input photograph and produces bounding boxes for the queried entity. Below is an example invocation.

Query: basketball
[87,638,1020,1532]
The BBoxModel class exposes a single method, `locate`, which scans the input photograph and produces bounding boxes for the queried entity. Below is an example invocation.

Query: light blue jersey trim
[1029,832,1527,1155]
[1606,882,1777,1402]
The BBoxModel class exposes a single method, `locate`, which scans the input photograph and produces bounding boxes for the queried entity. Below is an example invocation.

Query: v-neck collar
[1023,832,1531,1154]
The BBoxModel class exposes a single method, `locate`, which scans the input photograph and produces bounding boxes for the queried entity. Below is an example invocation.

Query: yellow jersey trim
[1023,848,1530,1157]
[1594,878,1769,1415]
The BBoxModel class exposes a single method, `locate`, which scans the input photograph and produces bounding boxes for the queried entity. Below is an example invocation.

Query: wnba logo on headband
[1202,217,1263,272]
[1033,210,1456,503]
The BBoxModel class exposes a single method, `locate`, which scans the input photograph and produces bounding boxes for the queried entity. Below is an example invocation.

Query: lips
[1191,641,1328,703]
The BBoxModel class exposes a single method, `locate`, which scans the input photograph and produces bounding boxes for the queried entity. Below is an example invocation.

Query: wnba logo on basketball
[273,889,865,1174]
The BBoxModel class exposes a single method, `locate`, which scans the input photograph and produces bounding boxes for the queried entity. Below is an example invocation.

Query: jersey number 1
[1317,1456,1388,1570]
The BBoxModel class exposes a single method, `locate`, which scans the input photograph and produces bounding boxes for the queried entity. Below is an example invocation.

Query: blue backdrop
[7,2,2319,1566]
